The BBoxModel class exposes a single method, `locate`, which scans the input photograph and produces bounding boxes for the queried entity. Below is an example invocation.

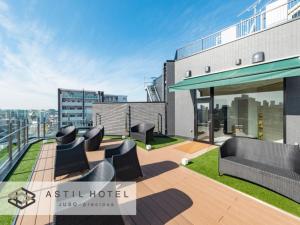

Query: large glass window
[213,79,283,145]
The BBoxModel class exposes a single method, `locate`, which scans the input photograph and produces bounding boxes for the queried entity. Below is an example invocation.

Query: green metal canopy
[169,57,300,91]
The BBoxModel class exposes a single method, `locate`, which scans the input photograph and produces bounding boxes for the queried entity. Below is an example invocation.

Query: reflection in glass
[212,79,283,145]
[197,103,210,142]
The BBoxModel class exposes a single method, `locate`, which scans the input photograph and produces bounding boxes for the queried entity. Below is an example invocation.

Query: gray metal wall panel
[165,61,176,136]
[174,19,300,139]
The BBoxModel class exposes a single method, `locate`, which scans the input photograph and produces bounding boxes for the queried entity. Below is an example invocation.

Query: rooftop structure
[58,88,127,127]
[175,0,300,60]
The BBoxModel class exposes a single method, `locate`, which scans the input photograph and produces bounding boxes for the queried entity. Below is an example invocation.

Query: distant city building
[103,94,127,103]
[58,88,127,127]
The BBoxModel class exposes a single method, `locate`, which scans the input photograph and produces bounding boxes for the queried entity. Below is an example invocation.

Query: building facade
[58,89,127,127]
[168,0,300,145]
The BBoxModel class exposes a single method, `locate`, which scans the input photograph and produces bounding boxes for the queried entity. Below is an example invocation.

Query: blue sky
[0,0,261,109]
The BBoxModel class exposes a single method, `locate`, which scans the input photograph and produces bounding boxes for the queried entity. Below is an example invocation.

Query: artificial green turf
[186,148,300,217]
[103,135,123,141]
[135,136,185,150]
[0,141,42,225]
[0,144,17,164]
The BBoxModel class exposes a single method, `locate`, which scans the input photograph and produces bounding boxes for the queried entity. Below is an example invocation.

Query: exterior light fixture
[252,52,265,63]
[185,70,192,78]
[235,58,242,65]
[205,66,211,73]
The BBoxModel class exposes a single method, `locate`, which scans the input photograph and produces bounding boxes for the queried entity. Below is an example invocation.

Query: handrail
[175,0,300,60]
[0,125,30,142]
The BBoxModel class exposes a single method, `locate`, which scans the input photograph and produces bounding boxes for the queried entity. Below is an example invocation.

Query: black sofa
[219,137,300,203]
[56,125,77,145]
[130,123,155,144]
[83,125,104,151]
[54,160,124,225]
[54,137,90,178]
[105,139,143,181]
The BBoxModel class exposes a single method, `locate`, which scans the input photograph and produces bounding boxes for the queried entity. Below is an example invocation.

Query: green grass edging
[186,148,300,217]
[103,135,185,150]
[135,136,185,150]
[0,141,43,225]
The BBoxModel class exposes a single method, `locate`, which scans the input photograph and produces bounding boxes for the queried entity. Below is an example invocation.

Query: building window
[213,79,283,145]
[292,10,300,19]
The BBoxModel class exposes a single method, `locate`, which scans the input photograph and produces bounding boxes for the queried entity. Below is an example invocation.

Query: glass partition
[213,79,283,145]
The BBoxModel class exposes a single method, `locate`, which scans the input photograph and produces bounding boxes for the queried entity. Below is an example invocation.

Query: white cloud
[0,0,162,109]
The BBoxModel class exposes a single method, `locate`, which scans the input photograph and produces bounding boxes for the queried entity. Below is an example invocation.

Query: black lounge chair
[83,125,104,151]
[130,123,155,144]
[219,137,300,203]
[105,140,143,181]
[54,137,90,178]
[56,125,77,144]
[54,160,124,225]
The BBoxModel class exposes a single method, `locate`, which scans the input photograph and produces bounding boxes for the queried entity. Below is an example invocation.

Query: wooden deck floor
[15,140,300,225]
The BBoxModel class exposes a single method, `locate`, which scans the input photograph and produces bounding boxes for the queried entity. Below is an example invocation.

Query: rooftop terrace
[7,139,300,225]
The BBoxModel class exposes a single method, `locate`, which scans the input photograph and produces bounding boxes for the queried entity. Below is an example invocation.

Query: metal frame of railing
[175,0,300,60]
[0,119,59,175]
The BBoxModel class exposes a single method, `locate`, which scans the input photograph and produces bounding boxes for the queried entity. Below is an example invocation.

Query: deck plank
[15,140,300,225]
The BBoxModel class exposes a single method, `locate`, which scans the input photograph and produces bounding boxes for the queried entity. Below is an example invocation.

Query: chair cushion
[224,156,300,181]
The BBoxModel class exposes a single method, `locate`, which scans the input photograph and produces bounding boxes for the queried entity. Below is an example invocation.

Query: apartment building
[58,88,127,127]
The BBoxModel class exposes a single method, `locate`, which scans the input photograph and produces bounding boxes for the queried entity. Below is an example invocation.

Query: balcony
[175,0,300,60]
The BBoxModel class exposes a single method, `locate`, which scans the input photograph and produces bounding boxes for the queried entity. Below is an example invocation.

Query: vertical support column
[191,90,197,141]
[17,120,21,151]
[7,120,12,161]
[209,87,214,145]
[37,117,40,139]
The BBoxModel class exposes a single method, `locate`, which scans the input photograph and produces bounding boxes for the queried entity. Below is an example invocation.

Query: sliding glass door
[196,99,212,143]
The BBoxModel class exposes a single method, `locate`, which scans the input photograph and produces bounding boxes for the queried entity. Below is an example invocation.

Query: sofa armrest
[220,138,238,158]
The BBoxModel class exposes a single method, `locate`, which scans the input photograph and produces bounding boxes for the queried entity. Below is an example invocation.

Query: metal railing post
[7,120,12,161]
[128,105,131,137]
[23,120,26,145]
[26,119,29,144]
[17,120,21,151]
[43,118,46,139]
[37,117,40,139]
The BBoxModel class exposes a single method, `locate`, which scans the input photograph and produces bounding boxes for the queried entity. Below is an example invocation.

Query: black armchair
[130,123,155,144]
[105,140,143,181]
[83,125,104,151]
[56,125,77,144]
[54,137,90,178]
[54,161,124,225]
